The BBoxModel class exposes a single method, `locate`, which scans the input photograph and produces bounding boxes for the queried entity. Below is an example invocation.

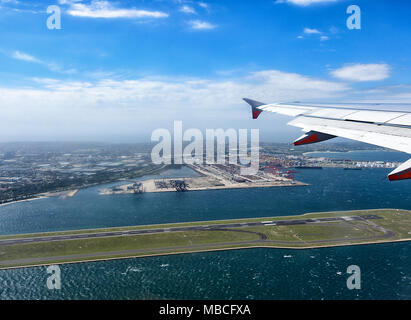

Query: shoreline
[99,180,308,195]
[0,189,79,208]
[0,164,170,207]
[99,163,307,195]
[303,149,392,157]
[0,195,49,207]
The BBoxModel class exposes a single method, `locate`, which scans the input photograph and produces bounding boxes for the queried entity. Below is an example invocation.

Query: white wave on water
[121,266,144,275]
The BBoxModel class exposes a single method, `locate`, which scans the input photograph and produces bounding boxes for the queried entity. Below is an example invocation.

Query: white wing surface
[244,98,411,181]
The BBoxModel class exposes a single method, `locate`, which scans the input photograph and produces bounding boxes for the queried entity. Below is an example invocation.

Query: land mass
[0,209,410,269]
[1,142,397,204]
[99,163,307,195]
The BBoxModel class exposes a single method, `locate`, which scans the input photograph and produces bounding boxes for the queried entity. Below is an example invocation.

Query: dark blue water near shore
[1,243,410,300]
[0,151,410,299]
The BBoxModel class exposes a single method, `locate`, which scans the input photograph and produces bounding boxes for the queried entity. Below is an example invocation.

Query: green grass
[244,222,384,242]
[0,230,259,263]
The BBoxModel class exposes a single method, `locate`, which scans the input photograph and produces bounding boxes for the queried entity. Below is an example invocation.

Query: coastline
[99,163,307,195]
[0,189,79,208]
[303,149,390,157]
[0,164,170,207]
[0,195,49,208]
[99,180,308,195]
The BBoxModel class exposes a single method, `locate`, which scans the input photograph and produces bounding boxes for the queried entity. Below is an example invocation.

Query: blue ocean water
[0,167,410,235]
[1,244,410,300]
[0,151,410,299]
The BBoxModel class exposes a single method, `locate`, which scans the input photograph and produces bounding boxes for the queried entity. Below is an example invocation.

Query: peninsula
[99,163,307,195]
[0,209,410,270]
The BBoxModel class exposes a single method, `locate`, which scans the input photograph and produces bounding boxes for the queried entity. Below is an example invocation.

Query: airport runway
[0,215,382,246]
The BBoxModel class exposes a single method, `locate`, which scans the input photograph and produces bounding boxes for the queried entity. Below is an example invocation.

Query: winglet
[243,98,265,119]
[388,159,411,181]
[294,131,336,146]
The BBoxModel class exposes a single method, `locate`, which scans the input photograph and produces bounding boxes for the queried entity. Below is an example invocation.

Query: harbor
[99,163,307,195]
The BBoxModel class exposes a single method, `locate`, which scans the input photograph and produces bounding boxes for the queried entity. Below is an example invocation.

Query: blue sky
[1,0,411,142]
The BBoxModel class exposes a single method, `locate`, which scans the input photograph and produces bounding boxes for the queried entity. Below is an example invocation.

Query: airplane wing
[243,98,411,181]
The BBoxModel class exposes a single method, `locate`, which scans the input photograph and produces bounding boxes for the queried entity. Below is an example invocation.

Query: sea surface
[0,151,410,299]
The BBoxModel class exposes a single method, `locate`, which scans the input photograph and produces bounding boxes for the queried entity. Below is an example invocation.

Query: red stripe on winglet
[388,170,411,181]
[294,133,318,146]
[252,109,263,119]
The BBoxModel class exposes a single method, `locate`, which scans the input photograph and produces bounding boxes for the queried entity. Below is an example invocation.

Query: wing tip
[243,98,265,119]
[388,159,411,181]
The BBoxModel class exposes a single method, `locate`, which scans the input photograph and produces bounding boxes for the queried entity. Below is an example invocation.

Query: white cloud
[304,28,321,34]
[180,5,196,14]
[331,64,390,82]
[198,2,208,9]
[276,0,338,6]
[66,1,168,19]
[0,0,20,3]
[0,70,350,140]
[13,70,351,109]
[10,50,76,74]
[12,51,41,63]
[299,28,327,40]
[57,0,80,4]
[188,20,216,30]
[299,29,332,41]
[250,70,348,94]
